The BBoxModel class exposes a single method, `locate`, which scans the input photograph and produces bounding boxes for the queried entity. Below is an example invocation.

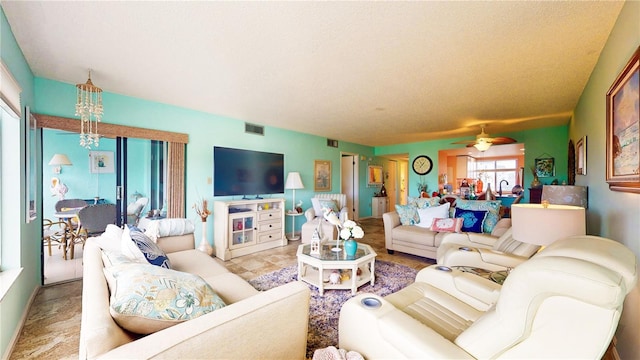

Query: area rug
[248,260,417,358]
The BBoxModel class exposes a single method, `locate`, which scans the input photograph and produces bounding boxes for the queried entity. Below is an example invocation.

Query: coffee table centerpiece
[297,242,377,295]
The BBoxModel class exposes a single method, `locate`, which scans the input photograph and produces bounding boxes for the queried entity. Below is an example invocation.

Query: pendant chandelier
[75,70,103,149]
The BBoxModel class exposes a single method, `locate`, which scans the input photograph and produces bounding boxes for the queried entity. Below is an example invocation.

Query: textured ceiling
[1,1,624,146]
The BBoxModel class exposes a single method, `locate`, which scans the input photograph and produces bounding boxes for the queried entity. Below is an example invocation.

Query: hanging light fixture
[75,70,103,148]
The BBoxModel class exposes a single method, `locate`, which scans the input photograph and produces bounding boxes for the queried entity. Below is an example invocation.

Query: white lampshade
[285,172,304,190]
[48,153,72,166]
[48,153,73,174]
[511,203,585,246]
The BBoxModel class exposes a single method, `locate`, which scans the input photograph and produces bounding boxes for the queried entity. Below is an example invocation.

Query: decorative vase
[344,238,358,257]
[531,176,542,188]
[197,220,214,256]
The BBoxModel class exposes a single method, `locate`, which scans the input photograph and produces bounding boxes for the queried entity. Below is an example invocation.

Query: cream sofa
[383,211,511,260]
[339,235,638,359]
[80,225,310,359]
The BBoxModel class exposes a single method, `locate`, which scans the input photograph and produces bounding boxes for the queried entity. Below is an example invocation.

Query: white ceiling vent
[327,139,339,148]
[245,123,264,136]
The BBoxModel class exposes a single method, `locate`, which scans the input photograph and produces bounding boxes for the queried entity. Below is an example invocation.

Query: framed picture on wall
[606,46,640,193]
[576,136,587,175]
[367,165,383,186]
[89,151,115,174]
[534,157,555,178]
[314,160,331,191]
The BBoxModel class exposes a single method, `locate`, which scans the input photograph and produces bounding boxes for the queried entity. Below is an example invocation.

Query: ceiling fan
[452,125,517,151]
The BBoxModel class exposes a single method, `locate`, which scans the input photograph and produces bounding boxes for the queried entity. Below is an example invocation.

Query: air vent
[245,123,264,136]
[327,139,339,148]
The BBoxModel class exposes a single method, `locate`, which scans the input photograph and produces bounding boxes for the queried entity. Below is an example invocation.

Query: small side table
[286,212,304,241]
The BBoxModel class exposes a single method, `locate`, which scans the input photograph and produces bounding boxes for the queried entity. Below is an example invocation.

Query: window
[1,61,22,269]
[477,159,518,194]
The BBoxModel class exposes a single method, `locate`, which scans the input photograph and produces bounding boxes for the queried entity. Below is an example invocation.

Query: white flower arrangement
[340,220,364,240]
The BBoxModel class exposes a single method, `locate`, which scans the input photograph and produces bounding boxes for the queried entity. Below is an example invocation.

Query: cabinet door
[229,213,256,248]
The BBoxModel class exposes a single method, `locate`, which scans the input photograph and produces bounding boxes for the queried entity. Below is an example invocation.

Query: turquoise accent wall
[0,6,39,359]
[376,125,569,203]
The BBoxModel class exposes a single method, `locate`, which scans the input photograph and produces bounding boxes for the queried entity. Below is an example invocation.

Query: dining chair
[42,218,68,257]
[126,197,149,226]
[73,204,117,258]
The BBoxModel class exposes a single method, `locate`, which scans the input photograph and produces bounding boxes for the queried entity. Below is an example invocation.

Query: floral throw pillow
[395,204,419,225]
[317,199,340,213]
[430,218,463,233]
[455,199,502,233]
[105,262,226,334]
[455,208,488,233]
[408,197,441,209]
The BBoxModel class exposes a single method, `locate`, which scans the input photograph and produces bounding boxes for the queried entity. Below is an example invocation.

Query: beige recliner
[301,193,348,243]
[339,235,637,359]
[436,228,541,271]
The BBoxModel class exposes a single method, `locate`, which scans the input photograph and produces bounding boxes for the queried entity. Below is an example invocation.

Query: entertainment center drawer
[258,230,282,243]
[257,210,282,221]
[257,220,282,232]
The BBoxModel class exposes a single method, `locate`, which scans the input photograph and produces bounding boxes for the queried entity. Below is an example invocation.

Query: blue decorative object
[454,208,487,233]
[345,238,358,257]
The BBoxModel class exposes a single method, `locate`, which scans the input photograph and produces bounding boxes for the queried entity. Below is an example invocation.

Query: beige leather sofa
[339,235,637,359]
[383,211,511,259]
[80,226,310,359]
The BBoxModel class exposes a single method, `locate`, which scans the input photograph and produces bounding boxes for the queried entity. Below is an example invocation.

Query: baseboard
[1,285,40,360]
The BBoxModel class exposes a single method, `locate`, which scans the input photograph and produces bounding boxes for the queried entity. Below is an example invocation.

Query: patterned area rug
[249,260,417,358]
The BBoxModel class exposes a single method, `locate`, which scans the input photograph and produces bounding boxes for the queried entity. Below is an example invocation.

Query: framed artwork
[606,46,640,193]
[367,165,383,186]
[313,160,331,192]
[89,151,115,173]
[25,106,37,222]
[534,157,555,177]
[576,136,587,175]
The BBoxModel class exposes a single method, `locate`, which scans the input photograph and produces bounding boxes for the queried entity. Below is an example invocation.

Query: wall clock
[412,155,433,175]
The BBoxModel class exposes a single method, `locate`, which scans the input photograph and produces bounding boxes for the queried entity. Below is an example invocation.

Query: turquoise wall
[33,78,378,242]
[570,1,639,357]
[0,6,39,359]
[376,125,569,203]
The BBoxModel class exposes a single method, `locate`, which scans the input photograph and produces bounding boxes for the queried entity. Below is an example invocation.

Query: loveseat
[339,235,638,359]
[80,222,310,359]
[383,197,511,260]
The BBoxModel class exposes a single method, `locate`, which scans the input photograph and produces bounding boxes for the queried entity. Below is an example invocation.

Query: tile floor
[11,218,435,359]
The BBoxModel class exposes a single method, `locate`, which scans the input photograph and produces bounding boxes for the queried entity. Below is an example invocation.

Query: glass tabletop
[300,243,371,261]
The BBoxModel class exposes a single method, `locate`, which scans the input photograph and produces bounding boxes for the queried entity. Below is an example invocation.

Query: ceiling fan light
[474,141,492,152]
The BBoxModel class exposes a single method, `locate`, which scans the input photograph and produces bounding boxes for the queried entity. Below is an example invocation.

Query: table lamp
[285,172,304,212]
[511,203,586,247]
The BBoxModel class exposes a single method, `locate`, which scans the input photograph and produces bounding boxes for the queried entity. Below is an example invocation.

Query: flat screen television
[213,146,284,197]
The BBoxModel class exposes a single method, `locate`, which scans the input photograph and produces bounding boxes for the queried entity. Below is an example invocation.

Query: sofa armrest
[339,294,475,359]
[438,245,527,272]
[98,281,311,359]
[156,233,195,254]
[415,265,501,310]
[339,207,349,223]
[304,207,316,222]
[476,248,528,269]
[382,212,400,250]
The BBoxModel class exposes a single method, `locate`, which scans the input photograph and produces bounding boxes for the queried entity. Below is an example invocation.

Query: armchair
[436,228,541,271]
[339,235,637,359]
[301,193,348,243]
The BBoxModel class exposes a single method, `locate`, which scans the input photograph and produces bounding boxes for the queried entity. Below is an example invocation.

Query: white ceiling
[1,1,624,146]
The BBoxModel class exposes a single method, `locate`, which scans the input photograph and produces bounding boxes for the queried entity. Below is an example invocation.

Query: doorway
[341,153,359,221]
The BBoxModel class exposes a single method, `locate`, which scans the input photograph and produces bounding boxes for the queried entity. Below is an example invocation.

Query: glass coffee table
[297,242,377,295]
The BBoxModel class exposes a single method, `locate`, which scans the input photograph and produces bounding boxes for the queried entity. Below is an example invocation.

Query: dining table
[53,206,84,260]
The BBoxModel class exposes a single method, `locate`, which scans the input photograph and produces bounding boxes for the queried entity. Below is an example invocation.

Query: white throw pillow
[311,198,323,217]
[415,202,450,228]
